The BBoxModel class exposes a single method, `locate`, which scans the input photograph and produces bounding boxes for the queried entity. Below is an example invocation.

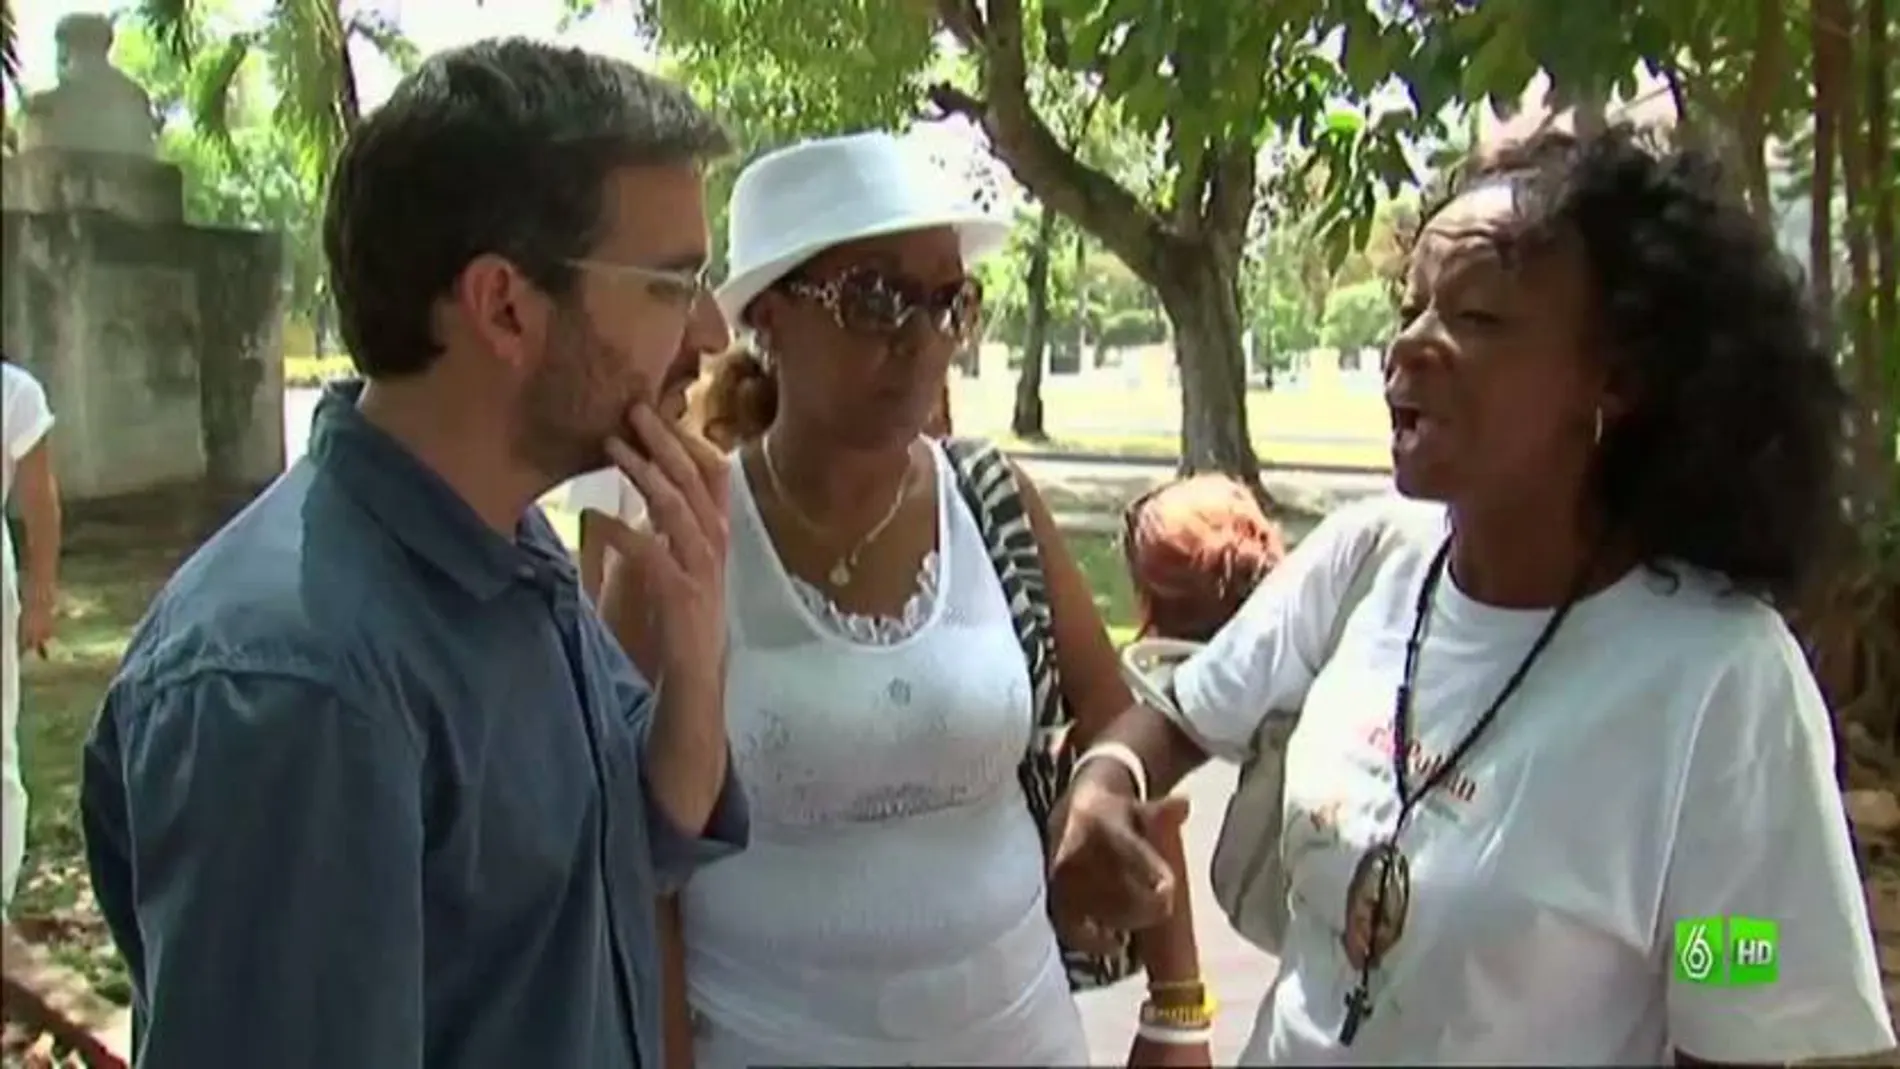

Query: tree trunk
[1156,242,1260,486]
[1818,0,1887,517]
[923,0,1262,482]
[1571,98,1608,136]
[1863,0,1896,478]
[1810,0,1842,315]
[1069,226,1088,369]
[336,7,363,132]
[1733,0,1785,217]
[1011,204,1057,440]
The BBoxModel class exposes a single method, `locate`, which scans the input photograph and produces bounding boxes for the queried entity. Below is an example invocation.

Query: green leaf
[138,0,200,64]
[1,0,21,101]
[1340,9,1385,95]
[348,12,421,75]
[188,31,251,154]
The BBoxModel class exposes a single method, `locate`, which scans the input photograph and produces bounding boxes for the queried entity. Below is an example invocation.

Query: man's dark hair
[323,38,731,378]
[1414,124,1848,606]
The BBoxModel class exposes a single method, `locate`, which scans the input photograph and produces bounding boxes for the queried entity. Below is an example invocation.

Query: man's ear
[453,253,549,374]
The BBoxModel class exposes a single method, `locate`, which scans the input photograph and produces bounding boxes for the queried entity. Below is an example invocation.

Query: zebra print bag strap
[941,436,1139,991]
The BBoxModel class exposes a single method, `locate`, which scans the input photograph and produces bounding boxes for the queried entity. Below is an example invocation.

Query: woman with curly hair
[1042,124,1893,1064]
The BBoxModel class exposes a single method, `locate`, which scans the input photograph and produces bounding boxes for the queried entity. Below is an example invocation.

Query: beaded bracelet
[1140,994,1217,1031]
[1136,1021,1214,1046]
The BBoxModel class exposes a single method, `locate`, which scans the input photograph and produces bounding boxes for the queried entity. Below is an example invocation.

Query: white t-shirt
[1173,495,1893,1066]
[562,467,647,526]
[2,363,56,605]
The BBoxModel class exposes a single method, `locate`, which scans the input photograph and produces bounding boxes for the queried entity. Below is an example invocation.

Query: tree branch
[927,82,987,121]
[934,0,985,49]
[1168,134,1209,234]
[943,0,1169,279]
[1205,141,1257,260]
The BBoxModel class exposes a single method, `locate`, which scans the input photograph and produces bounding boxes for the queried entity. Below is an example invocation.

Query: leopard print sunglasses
[779,266,983,340]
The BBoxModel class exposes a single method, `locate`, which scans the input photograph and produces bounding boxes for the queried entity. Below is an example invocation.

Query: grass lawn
[9,493,254,1006]
[284,355,1396,472]
[12,495,1144,1006]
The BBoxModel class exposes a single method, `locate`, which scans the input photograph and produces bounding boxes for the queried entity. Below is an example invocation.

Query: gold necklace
[761,434,916,588]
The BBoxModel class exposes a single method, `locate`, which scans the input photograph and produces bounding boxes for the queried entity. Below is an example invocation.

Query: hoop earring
[1592,406,1605,447]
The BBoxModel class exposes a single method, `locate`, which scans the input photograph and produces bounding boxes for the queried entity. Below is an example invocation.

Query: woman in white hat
[600,131,1212,1067]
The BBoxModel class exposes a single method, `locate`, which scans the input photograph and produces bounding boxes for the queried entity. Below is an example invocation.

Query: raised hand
[597,404,730,684]
[19,585,55,658]
[1047,772,1190,952]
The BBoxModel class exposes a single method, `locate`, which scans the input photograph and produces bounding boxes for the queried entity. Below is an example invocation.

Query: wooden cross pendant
[1340,983,1373,1046]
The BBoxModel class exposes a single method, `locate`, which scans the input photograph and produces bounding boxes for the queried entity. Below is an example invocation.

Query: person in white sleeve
[2,353,62,915]
[564,467,648,602]
[1045,125,1895,1065]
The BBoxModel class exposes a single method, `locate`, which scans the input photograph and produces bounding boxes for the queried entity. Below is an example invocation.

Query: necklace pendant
[828,561,852,587]
[1340,983,1372,1045]
[1343,842,1411,969]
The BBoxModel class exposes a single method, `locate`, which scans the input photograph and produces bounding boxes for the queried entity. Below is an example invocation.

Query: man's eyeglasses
[568,258,711,304]
[780,267,983,339]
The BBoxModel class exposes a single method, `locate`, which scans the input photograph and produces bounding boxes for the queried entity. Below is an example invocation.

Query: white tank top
[679,440,1088,1066]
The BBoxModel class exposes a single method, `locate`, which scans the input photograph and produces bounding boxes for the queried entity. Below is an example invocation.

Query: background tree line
[1,0,1894,750]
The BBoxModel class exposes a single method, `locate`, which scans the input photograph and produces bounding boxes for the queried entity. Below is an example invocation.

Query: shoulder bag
[942,435,1140,991]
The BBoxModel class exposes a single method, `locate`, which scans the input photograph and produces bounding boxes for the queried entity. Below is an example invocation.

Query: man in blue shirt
[80,39,746,1069]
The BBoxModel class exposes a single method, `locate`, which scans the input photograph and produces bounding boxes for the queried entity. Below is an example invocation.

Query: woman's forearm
[1133,819,1201,984]
[598,552,661,678]
[576,512,614,604]
[1090,702,1210,800]
[658,894,695,1069]
[20,457,60,599]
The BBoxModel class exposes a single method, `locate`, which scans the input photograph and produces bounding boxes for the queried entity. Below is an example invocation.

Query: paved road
[1075,763,1275,1063]
[283,389,1288,1056]
[1019,455,1393,517]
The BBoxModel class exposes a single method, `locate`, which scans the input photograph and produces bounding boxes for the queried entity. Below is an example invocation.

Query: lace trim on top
[789,549,943,646]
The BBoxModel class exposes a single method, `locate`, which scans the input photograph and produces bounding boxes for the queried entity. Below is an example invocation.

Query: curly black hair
[1412,123,1848,606]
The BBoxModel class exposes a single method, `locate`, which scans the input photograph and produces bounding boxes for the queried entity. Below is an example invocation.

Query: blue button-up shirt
[81,382,747,1069]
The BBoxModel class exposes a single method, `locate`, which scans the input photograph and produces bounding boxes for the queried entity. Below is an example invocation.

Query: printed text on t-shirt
[1363,723,1479,806]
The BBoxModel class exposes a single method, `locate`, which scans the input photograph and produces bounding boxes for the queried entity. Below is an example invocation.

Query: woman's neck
[761,421,915,521]
[1446,497,1634,609]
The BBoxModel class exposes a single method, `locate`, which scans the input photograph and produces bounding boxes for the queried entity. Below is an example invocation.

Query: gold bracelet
[1140,994,1217,1031]
[1145,980,1208,1010]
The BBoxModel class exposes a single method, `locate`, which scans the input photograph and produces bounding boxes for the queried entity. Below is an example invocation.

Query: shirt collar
[308,380,575,601]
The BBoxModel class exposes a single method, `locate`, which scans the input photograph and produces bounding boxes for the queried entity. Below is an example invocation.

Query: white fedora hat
[715,131,1013,326]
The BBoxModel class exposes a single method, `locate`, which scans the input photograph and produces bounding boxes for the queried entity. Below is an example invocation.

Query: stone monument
[18,14,160,157]
[4,13,181,223]
[1,13,287,500]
